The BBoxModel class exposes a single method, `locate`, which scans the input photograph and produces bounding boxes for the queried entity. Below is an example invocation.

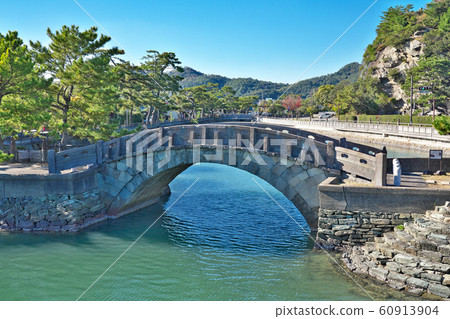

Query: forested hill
[171,62,360,99]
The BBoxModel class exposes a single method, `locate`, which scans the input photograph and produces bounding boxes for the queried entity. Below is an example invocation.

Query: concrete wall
[319,177,450,213]
[0,168,97,197]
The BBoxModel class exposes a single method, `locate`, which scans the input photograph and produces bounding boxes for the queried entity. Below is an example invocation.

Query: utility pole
[432,83,435,121]
[410,74,414,124]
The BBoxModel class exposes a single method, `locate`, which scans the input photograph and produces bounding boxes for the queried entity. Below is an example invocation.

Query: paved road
[0,163,49,175]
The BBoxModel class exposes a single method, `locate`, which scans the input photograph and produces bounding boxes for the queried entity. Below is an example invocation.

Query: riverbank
[342,203,450,299]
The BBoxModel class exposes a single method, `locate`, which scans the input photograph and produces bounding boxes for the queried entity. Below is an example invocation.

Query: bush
[111,126,142,138]
[433,116,450,135]
[0,151,13,164]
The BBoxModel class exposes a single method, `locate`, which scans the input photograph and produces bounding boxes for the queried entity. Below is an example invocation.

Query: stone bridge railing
[48,124,387,186]
[49,124,329,172]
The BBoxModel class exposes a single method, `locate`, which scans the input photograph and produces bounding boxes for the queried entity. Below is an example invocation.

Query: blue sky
[1,0,430,83]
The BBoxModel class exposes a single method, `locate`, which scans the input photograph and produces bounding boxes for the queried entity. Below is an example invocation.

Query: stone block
[338,218,357,225]
[428,283,450,298]
[416,240,438,252]
[393,254,418,266]
[420,272,443,283]
[402,267,423,277]
[385,262,402,272]
[417,250,443,263]
[371,218,391,225]
[369,267,389,281]
[332,224,351,231]
[443,274,450,286]
[438,245,450,255]
[428,233,449,245]
[406,288,424,296]
[116,161,129,172]
[335,230,354,236]
[116,171,130,183]
[406,277,429,289]
[420,261,450,273]
[307,167,324,177]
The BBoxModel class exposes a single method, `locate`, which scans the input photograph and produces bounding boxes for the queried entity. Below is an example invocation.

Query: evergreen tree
[30,25,124,144]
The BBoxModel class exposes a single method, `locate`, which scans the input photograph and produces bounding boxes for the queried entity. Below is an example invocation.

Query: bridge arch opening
[160,163,311,254]
[102,145,328,230]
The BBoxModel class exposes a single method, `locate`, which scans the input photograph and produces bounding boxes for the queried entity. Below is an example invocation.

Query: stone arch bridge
[48,124,341,229]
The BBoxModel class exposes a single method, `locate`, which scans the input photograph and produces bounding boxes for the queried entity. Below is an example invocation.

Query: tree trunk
[150,108,159,126]
[145,107,153,128]
[61,107,69,147]
[10,139,16,162]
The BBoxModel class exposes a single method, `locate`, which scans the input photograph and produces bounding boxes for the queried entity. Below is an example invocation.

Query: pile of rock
[343,202,450,299]
[0,190,107,232]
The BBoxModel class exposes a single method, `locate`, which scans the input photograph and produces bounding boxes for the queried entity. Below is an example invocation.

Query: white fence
[259,117,448,141]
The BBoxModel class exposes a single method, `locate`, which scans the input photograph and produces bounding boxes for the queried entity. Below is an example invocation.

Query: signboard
[429,150,443,160]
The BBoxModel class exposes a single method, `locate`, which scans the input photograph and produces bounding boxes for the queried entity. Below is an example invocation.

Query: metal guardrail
[259,117,448,140]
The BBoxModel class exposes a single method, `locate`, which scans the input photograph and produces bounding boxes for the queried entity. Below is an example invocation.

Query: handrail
[259,117,446,139]
[262,117,434,127]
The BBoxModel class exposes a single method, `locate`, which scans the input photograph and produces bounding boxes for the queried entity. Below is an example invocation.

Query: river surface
[0,164,413,301]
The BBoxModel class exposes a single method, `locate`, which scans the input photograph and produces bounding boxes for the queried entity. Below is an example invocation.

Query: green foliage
[402,57,450,109]
[173,63,360,99]
[0,31,52,138]
[0,150,13,163]
[396,225,404,230]
[286,63,360,98]
[339,114,446,124]
[111,126,142,138]
[332,77,393,115]
[30,25,125,144]
[364,5,420,63]
[433,116,450,135]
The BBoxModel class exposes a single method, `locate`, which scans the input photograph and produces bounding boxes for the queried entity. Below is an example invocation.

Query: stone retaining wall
[0,190,107,232]
[342,203,450,299]
[316,208,418,250]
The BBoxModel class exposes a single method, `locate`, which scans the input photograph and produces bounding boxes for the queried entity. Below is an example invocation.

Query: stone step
[383,231,419,256]
[394,229,415,244]
[404,221,429,241]
[375,241,397,258]
[434,202,450,215]
[405,222,450,250]
[426,210,450,223]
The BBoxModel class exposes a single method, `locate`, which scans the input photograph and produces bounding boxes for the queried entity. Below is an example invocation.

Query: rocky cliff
[365,30,428,113]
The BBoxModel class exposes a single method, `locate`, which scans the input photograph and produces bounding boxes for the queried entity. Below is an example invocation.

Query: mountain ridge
[171,62,361,99]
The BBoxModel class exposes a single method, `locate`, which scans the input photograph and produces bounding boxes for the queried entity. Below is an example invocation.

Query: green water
[0,164,407,301]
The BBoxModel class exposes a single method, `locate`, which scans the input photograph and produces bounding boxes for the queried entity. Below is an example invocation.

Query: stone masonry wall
[316,208,419,250]
[342,203,450,299]
[0,190,107,232]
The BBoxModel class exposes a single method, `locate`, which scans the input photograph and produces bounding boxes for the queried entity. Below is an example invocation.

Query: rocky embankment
[0,191,107,232]
[343,202,450,299]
